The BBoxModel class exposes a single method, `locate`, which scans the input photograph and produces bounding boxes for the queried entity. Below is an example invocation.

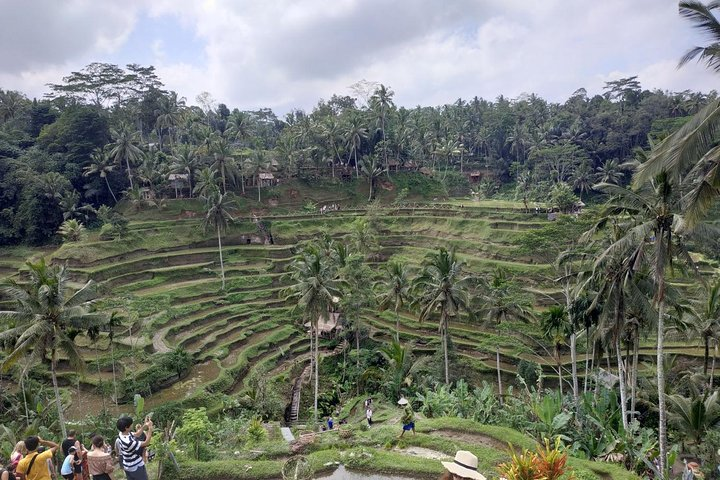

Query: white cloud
[1,0,717,111]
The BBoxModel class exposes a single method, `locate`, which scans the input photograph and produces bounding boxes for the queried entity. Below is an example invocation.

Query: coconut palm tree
[227,111,254,146]
[194,167,219,198]
[244,149,270,202]
[284,245,341,424]
[377,259,411,342]
[369,84,395,173]
[379,341,429,401]
[108,123,143,189]
[588,176,695,475]
[360,154,385,202]
[84,148,118,204]
[210,137,239,194]
[0,259,106,438]
[668,389,720,448]
[413,247,472,385]
[541,305,570,398]
[57,219,86,242]
[155,92,186,150]
[170,144,200,198]
[345,113,369,178]
[679,1,720,72]
[688,280,720,377]
[201,190,235,290]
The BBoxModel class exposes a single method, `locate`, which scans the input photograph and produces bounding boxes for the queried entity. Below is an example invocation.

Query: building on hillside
[168,173,189,198]
[258,172,278,187]
[387,158,400,172]
[139,187,154,200]
[305,312,343,339]
[419,166,433,176]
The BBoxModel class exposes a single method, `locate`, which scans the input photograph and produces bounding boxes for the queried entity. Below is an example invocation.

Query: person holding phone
[116,416,153,480]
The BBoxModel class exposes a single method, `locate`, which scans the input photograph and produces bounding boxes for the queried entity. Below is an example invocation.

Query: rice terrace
[2,2,720,480]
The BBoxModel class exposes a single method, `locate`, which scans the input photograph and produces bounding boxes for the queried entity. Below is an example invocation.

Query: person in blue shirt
[327,417,334,430]
[60,446,81,480]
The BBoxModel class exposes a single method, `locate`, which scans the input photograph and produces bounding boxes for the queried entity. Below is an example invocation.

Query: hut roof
[259,172,275,180]
[305,312,342,333]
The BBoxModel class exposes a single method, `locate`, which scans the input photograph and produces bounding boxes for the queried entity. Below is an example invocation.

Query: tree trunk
[314,324,319,427]
[21,377,29,427]
[187,169,193,198]
[496,346,504,407]
[241,172,246,194]
[354,149,360,179]
[356,323,360,371]
[630,328,639,421]
[394,305,400,343]
[257,176,261,203]
[710,341,717,390]
[126,158,134,189]
[584,329,591,394]
[368,177,373,202]
[704,337,710,376]
[217,226,226,290]
[657,299,668,477]
[51,351,68,438]
[105,177,118,204]
[556,344,563,397]
[442,315,450,385]
[111,341,118,406]
[221,169,227,194]
[616,334,629,431]
[570,332,579,405]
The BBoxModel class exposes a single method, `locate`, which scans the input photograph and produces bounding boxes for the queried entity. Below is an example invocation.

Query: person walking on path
[15,436,59,480]
[439,451,486,480]
[398,397,415,437]
[366,406,373,427]
[60,431,85,480]
[116,417,153,480]
[86,436,114,480]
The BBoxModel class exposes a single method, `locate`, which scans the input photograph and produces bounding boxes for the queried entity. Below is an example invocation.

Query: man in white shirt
[116,417,153,480]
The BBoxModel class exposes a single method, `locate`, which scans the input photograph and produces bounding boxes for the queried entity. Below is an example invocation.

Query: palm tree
[155,92,185,149]
[0,259,106,438]
[679,1,720,72]
[541,305,570,398]
[668,389,720,447]
[413,247,472,385]
[595,158,625,185]
[377,259,411,342]
[84,148,118,204]
[210,137,238,194]
[170,144,200,198]
[349,218,378,259]
[201,190,235,290]
[108,123,143,188]
[689,280,720,377]
[370,84,395,173]
[194,167,219,198]
[589,176,694,475]
[571,162,594,200]
[361,155,385,202]
[57,219,86,242]
[227,111,254,146]
[320,116,344,178]
[345,113,369,178]
[284,245,341,424]
[244,149,270,202]
[379,341,429,401]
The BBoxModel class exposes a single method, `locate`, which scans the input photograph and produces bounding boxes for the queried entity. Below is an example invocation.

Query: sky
[0,0,718,114]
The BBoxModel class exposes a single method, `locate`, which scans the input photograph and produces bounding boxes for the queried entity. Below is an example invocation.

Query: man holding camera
[116,416,153,480]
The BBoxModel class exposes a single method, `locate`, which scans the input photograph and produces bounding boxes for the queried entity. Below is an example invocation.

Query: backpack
[1,467,17,480]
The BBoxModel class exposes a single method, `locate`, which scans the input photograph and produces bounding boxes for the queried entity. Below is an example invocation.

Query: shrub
[498,438,573,480]
[176,408,212,461]
[442,171,471,196]
[246,417,267,446]
[57,219,86,242]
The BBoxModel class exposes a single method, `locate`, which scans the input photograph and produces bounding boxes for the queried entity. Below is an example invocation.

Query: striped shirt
[117,432,144,472]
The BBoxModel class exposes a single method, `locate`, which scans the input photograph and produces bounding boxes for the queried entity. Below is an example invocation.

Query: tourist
[1,456,15,480]
[15,436,59,480]
[10,441,26,470]
[439,450,485,480]
[86,436,114,480]
[398,397,415,437]
[60,447,81,480]
[116,416,153,480]
[366,406,373,427]
[327,417,334,430]
[60,431,84,480]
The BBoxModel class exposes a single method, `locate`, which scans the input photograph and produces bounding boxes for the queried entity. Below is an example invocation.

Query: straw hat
[441,451,486,480]
[397,397,409,405]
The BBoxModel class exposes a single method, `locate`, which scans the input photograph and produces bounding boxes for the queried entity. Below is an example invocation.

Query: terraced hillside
[0,198,713,421]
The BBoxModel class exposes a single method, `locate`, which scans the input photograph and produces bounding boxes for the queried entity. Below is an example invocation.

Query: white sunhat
[397,397,409,405]
[441,451,486,480]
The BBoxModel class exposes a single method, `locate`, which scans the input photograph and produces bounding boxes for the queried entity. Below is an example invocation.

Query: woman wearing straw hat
[439,451,486,480]
[398,397,415,437]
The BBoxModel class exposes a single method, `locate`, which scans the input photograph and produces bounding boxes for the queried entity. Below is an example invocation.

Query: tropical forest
[2,2,720,480]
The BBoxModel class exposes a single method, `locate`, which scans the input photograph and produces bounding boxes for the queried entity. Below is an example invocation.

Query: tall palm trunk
[710,341,717,390]
[257,175,261,202]
[221,169,227,194]
[105,177,118,204]
[314,323,319,426]
[615,335,629,431]
[111,341,118,406]
[394,305,400,342]
[630,328,639,421]
[217,225,226,290]
[354,148,359,178]
[21,377,29,427]
[51,350,68,438]
[442,313,449,385]
[556,343,563,397]
[126,158,134,189]
[570,332,579,405]
[657,298,668,477]
[584,329,592,394]
[496,346,504,407]
[187,169,194,198]
[704,336,710,375]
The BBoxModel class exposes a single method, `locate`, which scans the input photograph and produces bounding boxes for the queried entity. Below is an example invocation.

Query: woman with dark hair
[87,436,114,480]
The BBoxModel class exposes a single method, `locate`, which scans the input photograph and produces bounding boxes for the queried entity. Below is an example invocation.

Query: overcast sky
[0,0,717,113]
